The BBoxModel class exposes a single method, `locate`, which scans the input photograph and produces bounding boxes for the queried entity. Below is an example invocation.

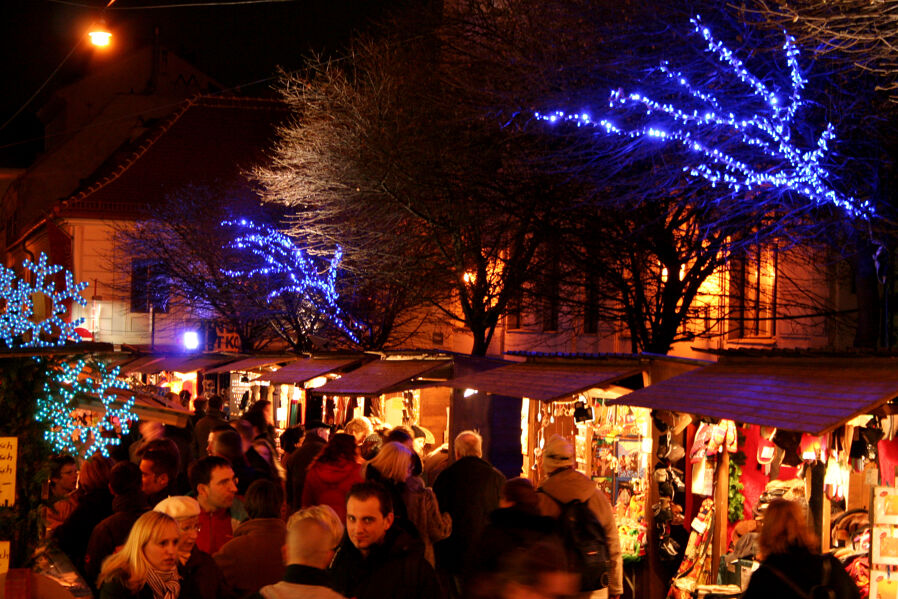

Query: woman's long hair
[313,433,358,466]
[96,510,179,591]
[367,441,413,483]
[758,499,818,559]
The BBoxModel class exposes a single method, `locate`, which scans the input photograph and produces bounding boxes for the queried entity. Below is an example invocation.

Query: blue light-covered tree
[223,219,361,347]
[535,15,875,221]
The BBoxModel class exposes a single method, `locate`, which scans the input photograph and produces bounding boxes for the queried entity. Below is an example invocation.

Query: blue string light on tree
[37,360,135,457]
[222,219,360,343]
[534,15,875,220]
[0,253,88,348]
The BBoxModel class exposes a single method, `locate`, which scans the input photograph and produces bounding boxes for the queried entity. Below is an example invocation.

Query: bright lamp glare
[464,388,478,398]
[182,331,199,350]
[88,30,111,47]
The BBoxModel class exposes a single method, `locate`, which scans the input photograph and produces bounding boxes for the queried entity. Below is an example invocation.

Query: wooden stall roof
[204,356,298,374]
[606,356,898,435]
[78,387,191,427]
[313,359,452,396]
[446,362,645,402]
[256,357,364,385]
[125,354,234,374]
[119,355,165,373]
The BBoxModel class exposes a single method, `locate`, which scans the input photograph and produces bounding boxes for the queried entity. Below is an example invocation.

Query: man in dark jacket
[84,462,149,585]
[286,421,328,512]
[433,430,505,589]
[193,395,229,459]
[329,481,441,599]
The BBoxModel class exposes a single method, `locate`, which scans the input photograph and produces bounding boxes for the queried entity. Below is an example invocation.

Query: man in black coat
[193,395,229,459]
[330,481,441,599]
[433,430,506,593]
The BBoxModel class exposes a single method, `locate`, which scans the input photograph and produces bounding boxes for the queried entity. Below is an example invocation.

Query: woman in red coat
[301,433,363,521]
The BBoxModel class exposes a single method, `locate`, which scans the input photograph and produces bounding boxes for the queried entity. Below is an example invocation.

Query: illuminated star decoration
[535,15,875,220]
[37,360,135,458]
[0,253,136,457]
[0,253,88,348]
[222,219,360,343]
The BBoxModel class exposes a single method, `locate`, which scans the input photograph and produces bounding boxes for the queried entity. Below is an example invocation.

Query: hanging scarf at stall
[667,498,715,599]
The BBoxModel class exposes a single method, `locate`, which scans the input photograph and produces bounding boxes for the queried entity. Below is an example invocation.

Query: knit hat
[542,435,575,473]
[154,496,201,519]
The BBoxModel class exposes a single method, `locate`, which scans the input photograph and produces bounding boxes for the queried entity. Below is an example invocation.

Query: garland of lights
[534,15,874,220]
[0,253,136,457]
[37,360,134,458]
[222,219,360,343]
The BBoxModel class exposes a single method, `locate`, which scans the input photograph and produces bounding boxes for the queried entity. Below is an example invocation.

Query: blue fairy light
[222,219,360,343]
[534,16,874,220]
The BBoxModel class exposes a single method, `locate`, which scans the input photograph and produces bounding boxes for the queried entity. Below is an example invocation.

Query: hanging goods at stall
[540,489,611,591]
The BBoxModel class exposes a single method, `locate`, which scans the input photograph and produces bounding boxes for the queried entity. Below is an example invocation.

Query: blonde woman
[96,510,181,599]
[365,441,451,565]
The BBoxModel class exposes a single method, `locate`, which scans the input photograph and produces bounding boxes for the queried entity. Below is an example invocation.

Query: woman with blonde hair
[97,510,181,599]
[365,441,451,565]
[743,499,859,599]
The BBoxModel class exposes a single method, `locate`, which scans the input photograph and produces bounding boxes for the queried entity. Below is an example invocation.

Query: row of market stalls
[86,346,898,598]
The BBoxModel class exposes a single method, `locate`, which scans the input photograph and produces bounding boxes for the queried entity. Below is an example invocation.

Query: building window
[728,245,776,338]
[506,290,522,330]
[130,259,169,313]
[584,279,599,335]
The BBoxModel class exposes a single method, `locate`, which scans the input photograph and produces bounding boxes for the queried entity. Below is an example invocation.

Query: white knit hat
[542,435,575,473]
[154,496,201,519]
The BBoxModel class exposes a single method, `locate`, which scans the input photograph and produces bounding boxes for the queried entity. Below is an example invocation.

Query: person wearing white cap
[537,434,623,599]
[154,496,230,599]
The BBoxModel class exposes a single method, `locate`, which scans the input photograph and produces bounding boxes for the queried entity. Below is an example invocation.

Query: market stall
[609,352,898,599]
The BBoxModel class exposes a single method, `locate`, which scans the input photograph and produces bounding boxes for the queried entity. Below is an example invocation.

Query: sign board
[0,541,8,574]
[0,438,16,507]
[213,326,241,353]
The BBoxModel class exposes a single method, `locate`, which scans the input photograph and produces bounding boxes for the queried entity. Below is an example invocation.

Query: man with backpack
[537,434,622,599]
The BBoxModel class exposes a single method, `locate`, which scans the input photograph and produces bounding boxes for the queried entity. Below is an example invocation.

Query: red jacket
[197,507,234,555]
[301,458,363,521]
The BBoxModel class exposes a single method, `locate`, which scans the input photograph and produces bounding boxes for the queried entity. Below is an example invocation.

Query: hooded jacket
[329,526,441,599]
[214,517,287,597]
[537,467,623,597]
[302,458,364,521]
[84,492,149,585]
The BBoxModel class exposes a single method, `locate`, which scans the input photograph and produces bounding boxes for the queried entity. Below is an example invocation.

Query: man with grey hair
[433,430,506,597]
[251,505,346,599]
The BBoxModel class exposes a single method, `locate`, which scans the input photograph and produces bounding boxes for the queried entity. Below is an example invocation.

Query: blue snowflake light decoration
[37,360,135,458]
[1,253,136,458]
[0,253,88,348]
[222,219,360,343]
[535,15,875,220]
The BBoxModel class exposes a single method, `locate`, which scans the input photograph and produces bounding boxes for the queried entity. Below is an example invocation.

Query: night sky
[0,0,399,167]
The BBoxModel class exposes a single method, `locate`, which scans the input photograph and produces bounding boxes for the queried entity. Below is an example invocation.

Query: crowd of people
[42,393,627,599]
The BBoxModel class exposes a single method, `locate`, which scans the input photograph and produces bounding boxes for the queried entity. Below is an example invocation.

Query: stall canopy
[313,359,452,396]
[123,354,234,374]
[204,355,298,375]
[445,361,645,402]
[607,356,898,435]
[256,357,364,385]
[79,387,191,427]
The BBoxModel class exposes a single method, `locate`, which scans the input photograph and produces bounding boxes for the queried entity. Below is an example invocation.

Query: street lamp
[88,20,112,47]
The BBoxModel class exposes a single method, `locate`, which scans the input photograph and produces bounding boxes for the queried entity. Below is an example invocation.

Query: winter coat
[97,576,154,599]
[54,486,114,578]
[402,476,452,565]
[252,564,346,599]
[302,458,364,522]
[214,517,287,597]
[469,507,559,577]
[286,436,327,512]
[742,548,860,599]
[180,546,233,599]
[329,527,442,599]
[537,467,623,597]
[432,456,505,575]
[84,492,150,585]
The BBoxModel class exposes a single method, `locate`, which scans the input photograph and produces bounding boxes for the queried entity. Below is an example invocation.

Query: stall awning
[313,359,452,396]
[78,388,191,427]
[256,357,364,385]
[119,356,164,374]
[204,356,298,375]
[606,356,898,435]
[125,355,234,374]
[446,362,645,402]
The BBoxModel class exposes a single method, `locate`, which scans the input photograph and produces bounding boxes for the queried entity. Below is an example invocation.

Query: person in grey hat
[537,435,622,599]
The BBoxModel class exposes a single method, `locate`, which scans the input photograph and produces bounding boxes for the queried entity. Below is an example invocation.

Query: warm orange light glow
[88,25,112,47]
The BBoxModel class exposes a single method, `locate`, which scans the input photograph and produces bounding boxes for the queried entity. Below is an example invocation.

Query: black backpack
[540,489,611,591]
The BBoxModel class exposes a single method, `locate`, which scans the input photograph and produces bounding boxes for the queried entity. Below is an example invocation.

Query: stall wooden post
[712,450,729,582]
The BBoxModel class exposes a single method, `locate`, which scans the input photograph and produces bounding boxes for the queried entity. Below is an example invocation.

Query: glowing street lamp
[88,21,112,47]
